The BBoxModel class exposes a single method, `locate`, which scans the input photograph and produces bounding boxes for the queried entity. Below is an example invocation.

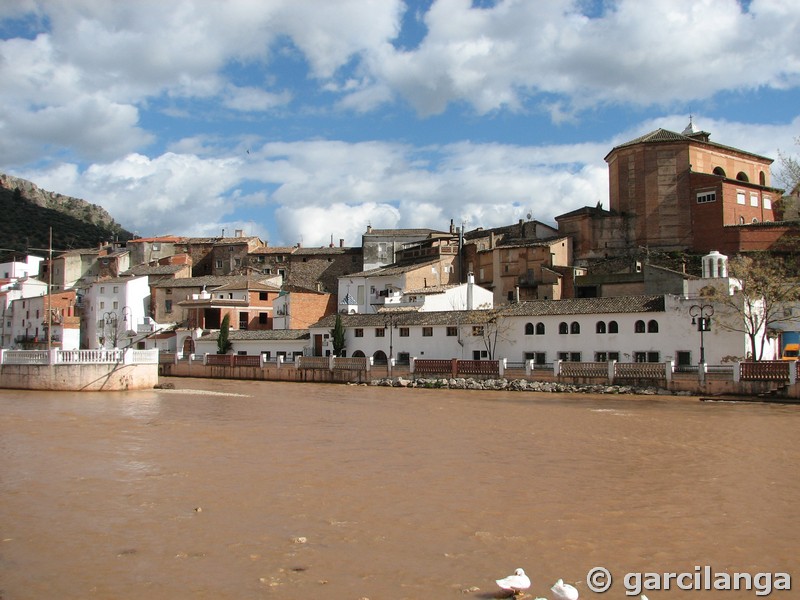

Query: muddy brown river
[1,378,798,599]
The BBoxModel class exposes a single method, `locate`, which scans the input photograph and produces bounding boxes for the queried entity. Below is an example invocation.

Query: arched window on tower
[713,166,726,177]
[736,171,749,182]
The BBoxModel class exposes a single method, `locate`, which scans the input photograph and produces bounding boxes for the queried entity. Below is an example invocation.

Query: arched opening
[535,322,545,335]
[635,320,646,333]
[736,171,749,182]
[182,336,195,355]
[559,322,568,335]
[525,322,534,335]
[647,320,659,333]
[759,171,766,186]
[570,321,581,334]
[596,321,606,334]
[608,320,619,334]
[352,350,366,358]
[713,166,726,177]
[372,350,387,364]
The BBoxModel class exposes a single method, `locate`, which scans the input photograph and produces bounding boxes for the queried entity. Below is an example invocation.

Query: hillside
[0,173,133,261]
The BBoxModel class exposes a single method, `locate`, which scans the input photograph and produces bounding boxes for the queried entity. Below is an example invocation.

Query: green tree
[217,313,233,355]
[331,314,346,356]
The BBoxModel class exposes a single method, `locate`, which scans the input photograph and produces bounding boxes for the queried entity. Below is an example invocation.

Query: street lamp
[689,304,714,365]
[120,306,133,347]
[384,314,397,377]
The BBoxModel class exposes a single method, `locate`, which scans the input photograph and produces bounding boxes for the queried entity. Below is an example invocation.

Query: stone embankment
[367,376,693,396]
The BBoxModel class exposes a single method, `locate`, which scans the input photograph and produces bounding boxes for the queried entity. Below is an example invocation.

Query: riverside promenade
[160,353,800,400]
[0,348,159,391]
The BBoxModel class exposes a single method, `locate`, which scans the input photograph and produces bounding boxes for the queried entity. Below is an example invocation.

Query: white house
[83,276,151,348]
[0,277,48,348]
[0,254,44,280]
[194,329,310,359]
[338,258,459,314]
[310,293,772,366]
[7,289,81,350]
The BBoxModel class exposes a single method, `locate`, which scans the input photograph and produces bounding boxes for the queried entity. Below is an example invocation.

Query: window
[524,351,546,364]
[446,326,458,336]
[397,352,410,365]
[375,328,385,337]
[525,323,534,335]
[595,351,607,362]
[399,327,410,337]
[764,195,772,210]
[596,321,606,334]
[422,327,433,337]
[559,322,568,334]
[536,322,545,335]
[234,258,241,266]
[165,300,172,313]
[737,191,746,205]
[152,242,161,251]
[472,325,484,336]
[113,301,119,310]
[259,312,268,324]
[608,352,620,361]
[239,312,248,329]
[634,351,647,362]
[635,320,646,333]
[261,351,271,360]
[215,260,223,268]
[647,319,659,333]
[570,352,582,362]
[507,291,514,302]
[166,288,172,295]
[354,328,363,338]
[557,351,569,361]
[99,301,105,309]
[608,321,618,333]
[100,286,105,293]
[259,292,269,300]
[113,286,119,293]
[648,351,660,362]
[750,193,759,207]
[570,321,580,334]
[697,191,716,204]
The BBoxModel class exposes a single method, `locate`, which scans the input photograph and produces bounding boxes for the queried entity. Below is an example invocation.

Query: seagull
[496,568,531,596]
[551,578,579,600]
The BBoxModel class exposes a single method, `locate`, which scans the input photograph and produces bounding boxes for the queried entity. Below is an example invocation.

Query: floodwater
[1,378,798,600]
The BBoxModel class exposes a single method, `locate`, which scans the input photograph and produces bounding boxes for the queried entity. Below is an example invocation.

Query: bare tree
[777,136,800,192]
[701,254,800,360]
[475,309,515,360]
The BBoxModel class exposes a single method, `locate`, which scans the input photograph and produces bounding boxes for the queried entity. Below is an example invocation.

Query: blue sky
[1,0,799,247]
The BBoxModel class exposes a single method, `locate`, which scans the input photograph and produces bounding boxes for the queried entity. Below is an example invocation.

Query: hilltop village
[2,121,799,368]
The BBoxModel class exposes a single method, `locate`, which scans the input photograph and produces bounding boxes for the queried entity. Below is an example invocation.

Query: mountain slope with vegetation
[0,173,133,261]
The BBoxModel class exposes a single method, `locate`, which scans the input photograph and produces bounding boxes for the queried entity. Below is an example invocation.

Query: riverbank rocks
[368,376,673,395]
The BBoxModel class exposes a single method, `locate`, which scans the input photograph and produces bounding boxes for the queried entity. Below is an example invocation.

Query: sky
[1,0,799,248]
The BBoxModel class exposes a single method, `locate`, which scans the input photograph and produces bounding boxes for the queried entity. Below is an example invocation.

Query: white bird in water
[496,568,531,595]
[551,578,579,600]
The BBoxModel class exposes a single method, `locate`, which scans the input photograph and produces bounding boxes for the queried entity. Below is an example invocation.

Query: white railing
[0,348,159,366]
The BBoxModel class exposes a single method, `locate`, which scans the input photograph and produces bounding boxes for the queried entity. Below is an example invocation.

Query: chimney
[467,272,474,310]
[366,225,372,233]
[515,286,520,303]
[450,219,455,234]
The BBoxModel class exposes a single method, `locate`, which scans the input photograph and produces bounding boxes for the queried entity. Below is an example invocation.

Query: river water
[1,378,798,600]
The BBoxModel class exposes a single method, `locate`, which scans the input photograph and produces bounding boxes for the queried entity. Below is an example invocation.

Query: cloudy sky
[1,0,799,247]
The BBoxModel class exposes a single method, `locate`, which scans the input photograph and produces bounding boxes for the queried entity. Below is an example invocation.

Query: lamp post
[120,306,132,348]
[384,314,396,378]
[689,304,714,365]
